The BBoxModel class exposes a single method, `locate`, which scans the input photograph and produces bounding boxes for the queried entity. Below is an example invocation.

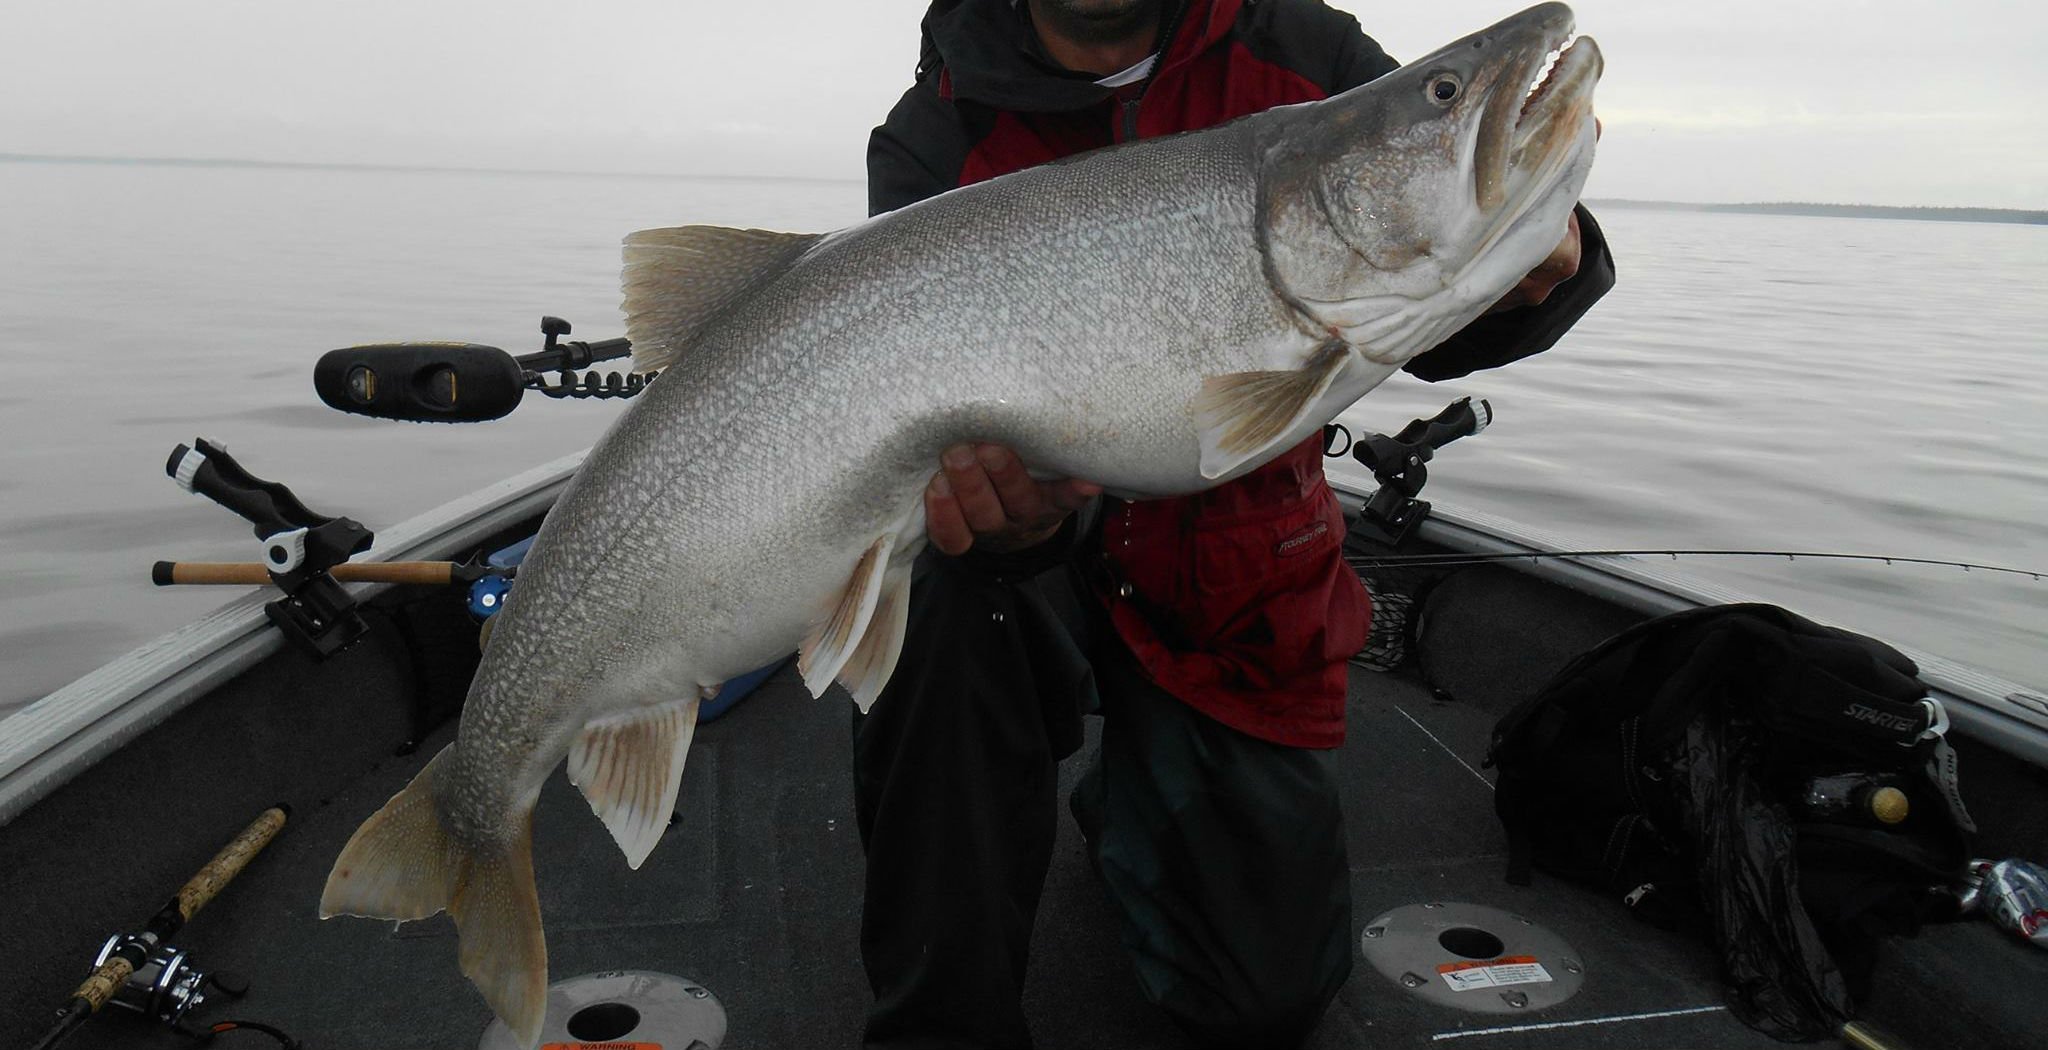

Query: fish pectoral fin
[320,746,548,1048]
[567,696,702,870]
[798,534,893,700]
[621,226,823,373]
[837,561,913,713]
[1192,340,1352,479]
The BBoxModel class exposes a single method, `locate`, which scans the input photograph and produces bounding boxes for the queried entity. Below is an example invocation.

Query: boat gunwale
[3,460,2040,826]
[1405,502,2048,767]
[0,450,590,826]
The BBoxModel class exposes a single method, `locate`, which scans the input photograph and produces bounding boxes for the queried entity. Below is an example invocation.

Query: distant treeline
[1589,199,2048,226]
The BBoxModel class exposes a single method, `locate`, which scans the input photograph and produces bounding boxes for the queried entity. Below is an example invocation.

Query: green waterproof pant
[1073,638,1355,1049]
[855,553,1353,1050]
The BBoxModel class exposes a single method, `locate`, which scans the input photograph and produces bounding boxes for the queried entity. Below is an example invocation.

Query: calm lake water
[1,158,2043,716]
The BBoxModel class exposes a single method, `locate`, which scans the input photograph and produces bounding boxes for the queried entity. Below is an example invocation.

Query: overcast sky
[4,0,2043,208]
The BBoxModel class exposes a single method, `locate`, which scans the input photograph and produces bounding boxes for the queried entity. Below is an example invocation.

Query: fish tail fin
[320,747,549,1047]
[320,746,463,921]
[451,821,547,1049]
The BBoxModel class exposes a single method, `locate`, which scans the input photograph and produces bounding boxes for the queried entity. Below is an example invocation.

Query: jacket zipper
[1113,0,1191,143]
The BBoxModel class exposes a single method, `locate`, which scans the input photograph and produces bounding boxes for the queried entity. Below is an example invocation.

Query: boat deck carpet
[3,572,2042,1050]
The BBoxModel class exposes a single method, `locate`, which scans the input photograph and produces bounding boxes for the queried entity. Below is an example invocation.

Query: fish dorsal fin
[567,696,701,869]
[798,534,894,699]
[621,226,822,372]
[837,562,913,713]
[1192,340,1352,479]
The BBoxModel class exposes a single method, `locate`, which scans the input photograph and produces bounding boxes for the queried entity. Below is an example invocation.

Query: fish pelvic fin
[320,747,549,1048]
[838,561,913,713]
[621,226,823,373]
[567,696,701,869]
[1193,339,1354,479]
[797,534,894,699]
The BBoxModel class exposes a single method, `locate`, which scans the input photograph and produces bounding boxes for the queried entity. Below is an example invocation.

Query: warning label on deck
[1436,955,1554,991]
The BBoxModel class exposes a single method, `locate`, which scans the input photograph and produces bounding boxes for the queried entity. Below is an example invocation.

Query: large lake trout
[321,4,1602,1042]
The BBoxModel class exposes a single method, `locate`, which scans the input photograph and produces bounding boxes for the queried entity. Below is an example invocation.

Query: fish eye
[1428,73,1461,104]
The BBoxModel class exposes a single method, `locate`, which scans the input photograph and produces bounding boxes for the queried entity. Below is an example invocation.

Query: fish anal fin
[1192,340,1352,479]
[621,226,823,372]
[567,697,702,870]
[838,562,913,713]
[798,535,892,699]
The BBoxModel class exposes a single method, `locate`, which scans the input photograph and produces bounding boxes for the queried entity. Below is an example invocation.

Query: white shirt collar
[1094,52,1158,88]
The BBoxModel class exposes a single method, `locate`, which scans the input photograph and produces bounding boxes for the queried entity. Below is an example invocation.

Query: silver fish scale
[440,118,1330,832]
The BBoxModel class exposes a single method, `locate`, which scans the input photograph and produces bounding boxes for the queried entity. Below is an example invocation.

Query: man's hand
[926,443,1103,556]
[1486,209,1582,314]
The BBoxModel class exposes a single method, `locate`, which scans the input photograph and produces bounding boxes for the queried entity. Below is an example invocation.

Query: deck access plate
[1360,901,1585,1015]
[478,970,727,1050]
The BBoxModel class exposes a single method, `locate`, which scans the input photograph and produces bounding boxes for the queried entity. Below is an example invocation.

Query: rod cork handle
[1839,1019,1913,1050]
[67,957,134,1013]
[175,804,290,922]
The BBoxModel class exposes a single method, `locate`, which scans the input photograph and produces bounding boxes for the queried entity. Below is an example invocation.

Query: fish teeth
[1520,34,1577,118]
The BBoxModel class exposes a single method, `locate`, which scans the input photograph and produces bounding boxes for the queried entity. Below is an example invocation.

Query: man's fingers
[976,444,1047,522]
[927,443,1102,555]
[1045,477,1104,512]
[941,444,1009,534]
[925,475,972,556]
[1550,210,1582,279]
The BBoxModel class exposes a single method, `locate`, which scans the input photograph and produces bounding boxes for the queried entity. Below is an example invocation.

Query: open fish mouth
[1475,8,1602,215]
[1511,32,1600,165]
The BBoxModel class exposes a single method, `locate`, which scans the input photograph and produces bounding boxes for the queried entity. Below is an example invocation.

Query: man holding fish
[320,2,1607,1046]
[853,1,1612,1047]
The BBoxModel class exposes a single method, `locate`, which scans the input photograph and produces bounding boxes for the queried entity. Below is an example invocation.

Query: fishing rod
[28,805,291,1050]
[1322,402,2044,582]
[151,558,502,587]
[1346,548,2047,581]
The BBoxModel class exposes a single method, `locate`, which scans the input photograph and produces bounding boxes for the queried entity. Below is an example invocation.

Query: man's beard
[1030,0,1166,47]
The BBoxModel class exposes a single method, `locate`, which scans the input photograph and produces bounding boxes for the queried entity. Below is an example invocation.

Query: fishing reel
[1330,396,1492,546]
[314,315,650,422]
[86,935,245,1026]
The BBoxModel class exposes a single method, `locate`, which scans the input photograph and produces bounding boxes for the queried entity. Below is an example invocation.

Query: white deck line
[1392,703,1496,790]
[1429,1003,1726,1040]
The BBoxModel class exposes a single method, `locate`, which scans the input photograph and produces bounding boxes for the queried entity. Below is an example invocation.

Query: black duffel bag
[1486,603,1975,1040]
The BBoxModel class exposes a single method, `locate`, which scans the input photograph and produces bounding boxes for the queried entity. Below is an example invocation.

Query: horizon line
[2,151,2040,215]
[0,151,865,188]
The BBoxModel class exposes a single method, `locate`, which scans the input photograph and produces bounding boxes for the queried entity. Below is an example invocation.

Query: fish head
[1257,2,1601,360]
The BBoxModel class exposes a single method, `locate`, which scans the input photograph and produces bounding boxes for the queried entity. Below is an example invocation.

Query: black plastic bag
[1489,604,1974,1041]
